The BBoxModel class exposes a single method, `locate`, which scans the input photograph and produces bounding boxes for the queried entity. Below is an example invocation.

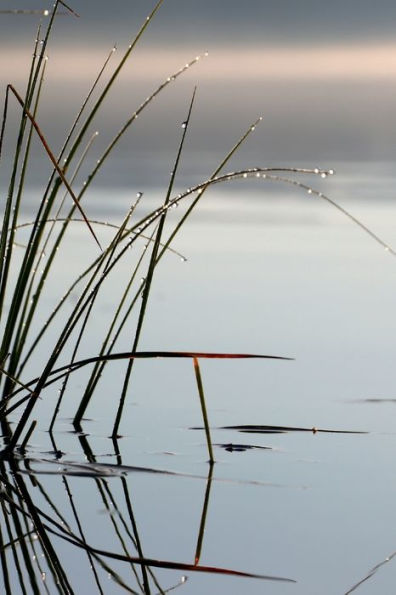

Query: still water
[4,162,396,593]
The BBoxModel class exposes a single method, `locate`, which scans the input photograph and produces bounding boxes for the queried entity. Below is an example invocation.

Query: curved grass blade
[165,168,396,256]
[1,352,291,422]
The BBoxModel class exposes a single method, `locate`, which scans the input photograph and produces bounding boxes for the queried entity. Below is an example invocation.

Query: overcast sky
[1,0,396,187]
[2,0,396,45]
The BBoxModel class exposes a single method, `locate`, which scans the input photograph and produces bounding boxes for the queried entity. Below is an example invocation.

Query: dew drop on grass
[321,172,327,178]
[43,9,49,16]
[136,192,143,199]
[314,167,320,174]
[41,573,46,582]
[181,121,187,129]
[329,169,335,175]
[307,189,313,194]
[243,173,248,178]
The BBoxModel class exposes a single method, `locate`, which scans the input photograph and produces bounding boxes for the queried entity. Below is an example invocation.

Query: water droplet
[43,9,49,16]
[262,174,267,179]
[384,246,390,252]
[250,125,256,131]
[136,192,143,199]
[328,169,335,175]
[204,51,209,57]
[255,172,260,178]
[243,173,248,179]
[41,572,46,581]
[314,168,319,174]
[197,188,203,194]
[180,257,187,262]
[181,121,187,129]
[140,277,145,284]
[320,172,327,179]
[307,189,313,194]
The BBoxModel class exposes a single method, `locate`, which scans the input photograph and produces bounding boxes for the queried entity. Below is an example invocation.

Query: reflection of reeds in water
[0,435,297,593]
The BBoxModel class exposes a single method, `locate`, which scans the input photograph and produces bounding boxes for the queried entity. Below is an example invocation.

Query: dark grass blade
[73,54,205,203]
[48,203,137,432]
[0,32,41,326]
[193,357,214,464]
[73,221,156,427]
[5,85,101,251]
[112,89,197,438]
[12,45,117,380]
[220,424,367,434]
[58,0,164,182]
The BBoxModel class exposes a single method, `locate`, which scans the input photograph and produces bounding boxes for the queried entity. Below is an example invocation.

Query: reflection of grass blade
[194,464,213,565]
[39,529,298,583]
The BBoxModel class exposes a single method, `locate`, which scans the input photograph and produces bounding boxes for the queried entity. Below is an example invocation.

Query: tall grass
[0,0,393,458]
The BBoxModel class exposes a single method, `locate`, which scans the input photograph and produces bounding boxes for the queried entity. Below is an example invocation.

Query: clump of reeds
[0,0,393,460]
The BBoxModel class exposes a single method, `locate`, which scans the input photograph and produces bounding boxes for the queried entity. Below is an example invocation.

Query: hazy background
[1,0,396,188]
